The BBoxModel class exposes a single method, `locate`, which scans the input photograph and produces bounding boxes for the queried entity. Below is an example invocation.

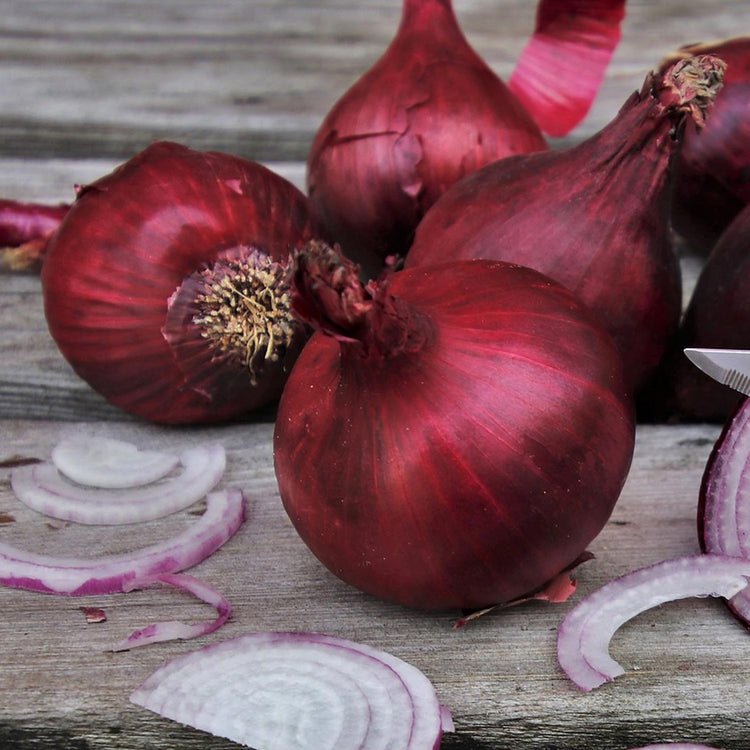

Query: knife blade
[684,348,750,396]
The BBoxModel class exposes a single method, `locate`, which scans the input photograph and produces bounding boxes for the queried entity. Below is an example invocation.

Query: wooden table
[2,2,750,748]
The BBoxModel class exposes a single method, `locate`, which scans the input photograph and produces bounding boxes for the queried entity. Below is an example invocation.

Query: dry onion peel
[51,436,180,488]
[113,572,231,651]
[0,488,245,595]
[11,443,226,525]
[557,554,750,691]
[130,631,452,749]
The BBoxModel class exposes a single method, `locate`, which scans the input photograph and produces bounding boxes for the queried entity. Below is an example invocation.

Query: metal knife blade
[684,348,750,396]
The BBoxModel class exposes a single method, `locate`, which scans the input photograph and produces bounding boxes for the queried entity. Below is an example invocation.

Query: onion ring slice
[113,573,232,651]
[557,554,750,691]
[0,488,246,595]
[130,631,453,749]
[51,436,179,489]
[10,443,226,525]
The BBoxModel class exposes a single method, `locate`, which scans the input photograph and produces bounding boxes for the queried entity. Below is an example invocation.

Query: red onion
[130,631,453,749]
[0,198,69,271]
[406,55,725,394]
[306,0,626,272]
[112,572,232,651]
[643,202,750,422]
[11,442,226,525]
[274,243,634,611]
[0,487,245,596]
[666,38,750,255]
[41,141,320,425]
[557,554,750,691]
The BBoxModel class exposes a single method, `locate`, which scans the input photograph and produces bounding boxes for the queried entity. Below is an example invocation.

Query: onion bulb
[274,242,634,611]
[306,0,626,273]
[41,141,320,425]
[406,55,726,394]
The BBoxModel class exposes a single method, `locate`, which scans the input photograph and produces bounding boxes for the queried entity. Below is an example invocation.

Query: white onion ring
[51,436,180,488]
[0,488,246,595]
[112,573,231,651]
[557,554,750,691]
[130,631,453,750]
[10,443,226,525]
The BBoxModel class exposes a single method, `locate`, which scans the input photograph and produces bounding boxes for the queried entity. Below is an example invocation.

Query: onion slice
[130,631,453,749]
[113,573,231,651]
[51,436,180,488]
[0,488,245,595]
[557,554,750,691]
[508,0,627,136]
[10,443,226,525]
[700,398,750,625]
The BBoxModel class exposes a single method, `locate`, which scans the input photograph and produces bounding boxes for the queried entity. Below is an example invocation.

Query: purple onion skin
[306,0,546,275]
[275,255,634,611]
[669,38,750,254]
[643,204,750,423]
[406,58,725,395]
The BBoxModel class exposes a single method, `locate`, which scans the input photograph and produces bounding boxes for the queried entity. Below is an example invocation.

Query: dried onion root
[130,631,453,749]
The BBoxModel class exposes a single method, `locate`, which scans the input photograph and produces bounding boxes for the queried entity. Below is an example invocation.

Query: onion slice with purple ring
[130,631,453,749]
[700,398,750,625]
[10,443,226,525]
[557,554,750,691]
[113,572,232,651]
[51,436,180,489]
[0,488,245,595]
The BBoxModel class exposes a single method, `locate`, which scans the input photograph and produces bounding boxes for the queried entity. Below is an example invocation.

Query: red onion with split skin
[306,0,625,273]
[664,38,750,255]
[274,242,634,611]
[41,141,320,425]
[406,55,725,395]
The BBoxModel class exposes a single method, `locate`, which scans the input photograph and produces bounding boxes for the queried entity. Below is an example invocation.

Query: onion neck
[291,241,434,359]
[397,0,464,48]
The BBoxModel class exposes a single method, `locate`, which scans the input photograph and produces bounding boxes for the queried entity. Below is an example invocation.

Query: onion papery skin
[666,38,750,255]
[41,141,319,425]
[274,252,634,611]
[643,204,750,423]
[406,56,726,394]
[306,0,547,273]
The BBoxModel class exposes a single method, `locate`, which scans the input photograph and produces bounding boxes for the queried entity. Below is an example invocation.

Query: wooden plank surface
[1,1,749,749]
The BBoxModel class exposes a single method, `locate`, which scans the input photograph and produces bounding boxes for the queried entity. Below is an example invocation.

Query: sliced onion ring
[113,573,231,651]
[130,631,453,750]
[51,436,179,489]
[0,488,245,595]
[10,443,226,525]
[557,554,750,691]
[700,397,750,626]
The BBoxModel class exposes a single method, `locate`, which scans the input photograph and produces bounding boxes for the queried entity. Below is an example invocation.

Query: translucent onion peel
[11,443,226,525]
[699,398,750,625]
[51,436,179,488]
[112,573,232,651]
[557,554,750,691]
[130,631,452,749]
[0,488,245,596]
[508,0,627,136]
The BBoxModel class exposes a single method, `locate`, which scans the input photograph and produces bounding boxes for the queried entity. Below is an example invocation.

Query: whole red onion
[42,141,319,425]
[406,55,726,394]
[666,38,750,254]
[274,243,634,611]
[643,202,750,423]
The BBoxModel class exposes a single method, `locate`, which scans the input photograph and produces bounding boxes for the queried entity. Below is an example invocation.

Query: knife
[684,348,750,396]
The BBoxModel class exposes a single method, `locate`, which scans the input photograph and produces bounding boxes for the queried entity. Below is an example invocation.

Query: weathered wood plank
[0,420,741,750]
